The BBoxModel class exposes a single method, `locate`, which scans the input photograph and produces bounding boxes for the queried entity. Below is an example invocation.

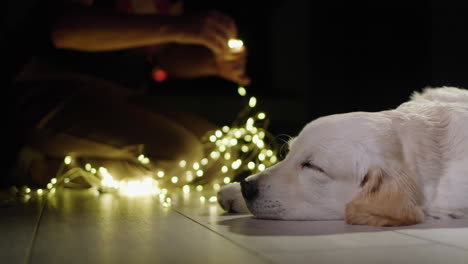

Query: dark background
[5,0,468,137]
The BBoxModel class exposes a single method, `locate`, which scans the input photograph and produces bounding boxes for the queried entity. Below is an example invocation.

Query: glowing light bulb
[196,185,203,192]
[237,86,247,96]
[47,183,53,189]
[209,196,218,202]
[179,160,187,167]
[193,162,200,170]
[25,187,31,194]
[210,151,220,159]
[230,138,238,146]
[64,156,72,165]
[266,150,274,157]
[219,145,226,152]
[171,176,179,184]
[91,168,97,174]
[64,178,70,183]
[249,97,257,108]
[85,163,92,171]
[222,126,230,133]
[223,177,231,184]
[234,130,243,138]
[248,161,256,170]
[246,118,254,130]
[157,171,165,178]
[183,185,190,193]
[258,164,266,171]
[258,153,266,161]
[221,166,228,173]
[215,130,223,138]
[201,158,208,165]
[196,170,204,177]
[37,189,43,195]
[138,154,145,161]
[213,183,221,191]
[231,159,242,170]
[209,135,217,142]
[200,196,206,202]
[270,156,278,163]
[257,112,266,120]
[228,39,244,50]
[51,178,57,184]
[224,153,231,160]
[241,145,249,152]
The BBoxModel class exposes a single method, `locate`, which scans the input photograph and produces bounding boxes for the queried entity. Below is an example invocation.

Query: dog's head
[241,112,425,226]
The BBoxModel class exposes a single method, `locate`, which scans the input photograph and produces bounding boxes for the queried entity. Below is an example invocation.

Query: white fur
[218,86,468,222]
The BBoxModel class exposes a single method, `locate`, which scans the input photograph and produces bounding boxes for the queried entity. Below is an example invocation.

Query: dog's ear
[345,167,425,226]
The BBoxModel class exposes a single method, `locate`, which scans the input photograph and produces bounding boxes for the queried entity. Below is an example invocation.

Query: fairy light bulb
[215,130,223,138]
[248,161,256,170]
[221,166,228,173]
[209,135,217,142]
[179,160,187,167]
[157,171,165,178]
[241,145,249,152]
[171,176,179,184]
[213,184,221,191]
[183,185,190,194]
[196,170,204,177]
[222,126,230,133]
[237,86,247,96]
[201,158,208,165]
[223,177,231,184]
[257,112,266,120]
[193,162,200,170]
[258,164,266,171]
[228,39,244,50]
[51,178,57,184]
[249,97,257,108]
[196,185,203,192]
[209,196,218,202]
[64,156,72,165]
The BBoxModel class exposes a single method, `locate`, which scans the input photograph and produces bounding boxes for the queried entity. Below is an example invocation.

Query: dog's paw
[425,208,465,219]
[217,182,250,213]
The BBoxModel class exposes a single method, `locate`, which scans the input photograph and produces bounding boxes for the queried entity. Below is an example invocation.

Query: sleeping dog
[217,87,468,226]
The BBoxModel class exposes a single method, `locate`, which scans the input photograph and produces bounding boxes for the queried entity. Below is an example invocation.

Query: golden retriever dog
[217,87,468,226]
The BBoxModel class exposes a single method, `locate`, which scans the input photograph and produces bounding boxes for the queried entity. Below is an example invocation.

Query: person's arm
[51,7,236,55]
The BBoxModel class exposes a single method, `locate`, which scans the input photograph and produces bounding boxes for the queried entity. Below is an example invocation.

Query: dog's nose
[241,179,259,201]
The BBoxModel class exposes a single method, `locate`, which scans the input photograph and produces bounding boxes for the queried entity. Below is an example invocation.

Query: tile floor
[1,188,467,264]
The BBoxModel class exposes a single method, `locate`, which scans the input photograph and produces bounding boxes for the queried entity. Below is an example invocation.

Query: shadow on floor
[215,216,468,236]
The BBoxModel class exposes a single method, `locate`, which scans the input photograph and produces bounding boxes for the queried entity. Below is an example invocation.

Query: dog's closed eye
[301,161,325,173]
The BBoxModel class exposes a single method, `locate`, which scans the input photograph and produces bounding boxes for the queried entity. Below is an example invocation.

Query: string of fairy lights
[9,39,280,207]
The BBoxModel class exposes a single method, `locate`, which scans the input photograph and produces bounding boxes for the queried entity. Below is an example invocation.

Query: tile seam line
[25,198,47,264]
[393,230,468,252]
[170,207,277,264]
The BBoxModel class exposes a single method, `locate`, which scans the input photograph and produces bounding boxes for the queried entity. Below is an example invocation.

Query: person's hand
[215,46,250,86]
[153,44,250,86]
[172,10,238,58]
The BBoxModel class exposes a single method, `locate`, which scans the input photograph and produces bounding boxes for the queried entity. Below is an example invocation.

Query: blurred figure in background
[9,0,249,187]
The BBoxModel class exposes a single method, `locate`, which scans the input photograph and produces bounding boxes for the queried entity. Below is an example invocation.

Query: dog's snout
[241,179,259,201]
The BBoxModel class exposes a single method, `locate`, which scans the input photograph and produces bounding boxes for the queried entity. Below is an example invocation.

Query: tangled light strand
[10,39,280,207]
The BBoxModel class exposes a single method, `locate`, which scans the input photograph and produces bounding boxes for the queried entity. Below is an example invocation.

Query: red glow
[152,69,168,82]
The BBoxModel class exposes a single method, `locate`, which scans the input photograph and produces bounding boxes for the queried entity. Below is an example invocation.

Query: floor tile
[266,244,468,264]
[29,189,270,264]
[0,191,45,264]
